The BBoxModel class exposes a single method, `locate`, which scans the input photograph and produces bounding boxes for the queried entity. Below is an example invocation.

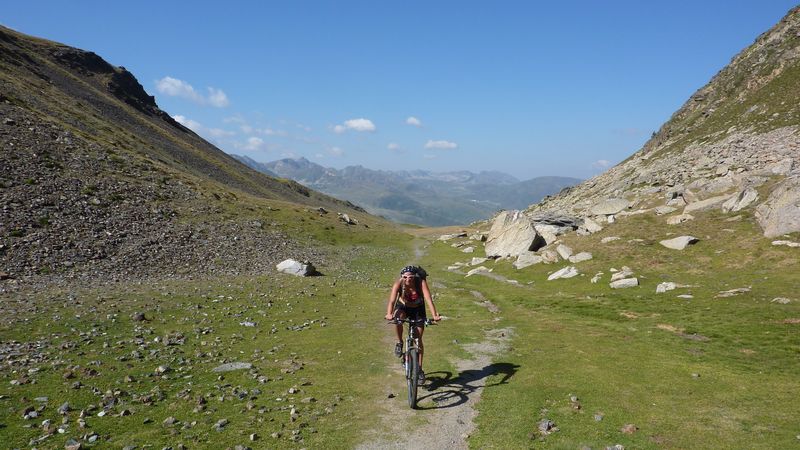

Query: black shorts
[396,303,427,321]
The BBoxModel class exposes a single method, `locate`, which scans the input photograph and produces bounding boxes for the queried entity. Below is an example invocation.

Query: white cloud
[207,128,235,138]
[172,114,202,132]
[262,127,288,137]
[425,139,458,150]
[387,142,401,151]
[206,87,230,107]
[155,76,229,108]
[328,146,344,157]
[423,154,437,160]
[592,159,612,169]
[406,116,422,127]
[243,137,265,151]
[333,118,376,133]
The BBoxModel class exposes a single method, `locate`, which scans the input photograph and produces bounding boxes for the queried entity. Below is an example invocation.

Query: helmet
[400,265,417,276]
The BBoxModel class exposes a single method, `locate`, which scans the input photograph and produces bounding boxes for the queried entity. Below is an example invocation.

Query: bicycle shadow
[415,362,520,410]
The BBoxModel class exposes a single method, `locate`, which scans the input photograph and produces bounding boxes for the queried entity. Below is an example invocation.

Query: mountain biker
[385,265,441,383]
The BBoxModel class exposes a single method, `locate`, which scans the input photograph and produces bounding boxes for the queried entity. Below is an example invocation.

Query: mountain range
[233,155,580,226]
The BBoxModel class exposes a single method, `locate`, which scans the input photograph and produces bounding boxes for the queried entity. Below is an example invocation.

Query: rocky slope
[521,6,800,239]
[236,156,580,226]
[0,26,368,291]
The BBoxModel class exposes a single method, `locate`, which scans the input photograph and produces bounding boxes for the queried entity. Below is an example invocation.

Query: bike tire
[407,348,419,409]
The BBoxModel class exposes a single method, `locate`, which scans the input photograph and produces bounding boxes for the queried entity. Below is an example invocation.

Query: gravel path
[357,297,513,450]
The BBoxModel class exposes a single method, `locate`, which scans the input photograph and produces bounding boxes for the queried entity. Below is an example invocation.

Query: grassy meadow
[1,206,799,449]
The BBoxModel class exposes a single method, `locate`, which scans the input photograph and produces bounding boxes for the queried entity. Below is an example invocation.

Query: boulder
[513,252,544,269]
[656,282,677,293]
[568,252,593,263]
[540,249,560,264]
[683,194,734,213]
[556,244,574,260]
[590,198,631,215]
[547,266,579,280]
[610,267,635,282]
[438,232,467,241]
[666,213,695,225]
[654,206,677,215]
[762,158,794,176]
[212,362,253,373]
[581,217,603,233]
[610,278,639,289]
[276,259,317,276]
[470,257,489,265]
[485,210,546,258]
[772,240,800,248]
[466,266,492,277]
[722,187,758,213]
[755,176,800,238]
[659,236,699,250]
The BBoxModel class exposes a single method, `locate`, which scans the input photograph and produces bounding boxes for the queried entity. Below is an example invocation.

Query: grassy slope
[0,213,412,448]
[419,210,800,449]
[2,202,798,449]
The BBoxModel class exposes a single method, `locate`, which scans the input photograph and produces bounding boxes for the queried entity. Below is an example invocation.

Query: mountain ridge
[0,25,373,290]
[234,155,580,226]
[522,6,800,239]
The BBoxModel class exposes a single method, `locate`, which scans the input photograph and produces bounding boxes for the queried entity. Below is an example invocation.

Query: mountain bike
[389,317,436,409]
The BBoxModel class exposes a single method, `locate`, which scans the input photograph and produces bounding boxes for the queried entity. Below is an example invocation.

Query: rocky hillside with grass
[0,25,371,291]
[236,156,580,226]
[519,6,800,241]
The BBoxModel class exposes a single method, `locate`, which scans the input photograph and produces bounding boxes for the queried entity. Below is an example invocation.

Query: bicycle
[389,317,436,409]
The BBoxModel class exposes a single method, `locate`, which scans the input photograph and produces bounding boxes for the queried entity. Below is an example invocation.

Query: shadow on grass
[416,362,520,410]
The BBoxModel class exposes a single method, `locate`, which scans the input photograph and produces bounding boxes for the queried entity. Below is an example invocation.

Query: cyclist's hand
[385,313,395,321]
[433,314,442,322]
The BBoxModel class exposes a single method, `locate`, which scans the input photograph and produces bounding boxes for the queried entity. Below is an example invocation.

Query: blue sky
[3,1,797,180]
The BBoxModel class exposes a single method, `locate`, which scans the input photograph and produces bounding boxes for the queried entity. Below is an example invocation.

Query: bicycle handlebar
[387,318,437,326]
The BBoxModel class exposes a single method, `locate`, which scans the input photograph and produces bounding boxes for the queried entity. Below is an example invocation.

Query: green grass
[418,210,800,449]
[2,201,799,449]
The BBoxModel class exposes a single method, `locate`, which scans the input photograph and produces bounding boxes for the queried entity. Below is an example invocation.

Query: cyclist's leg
[394,307,406,355]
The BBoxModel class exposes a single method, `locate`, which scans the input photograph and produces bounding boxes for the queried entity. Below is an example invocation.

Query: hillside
[0,25,372,290]
[524,6,800,237]
[235,156,580,226]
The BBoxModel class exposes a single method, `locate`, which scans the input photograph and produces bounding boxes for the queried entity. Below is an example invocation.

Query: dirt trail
[357,299,513,450]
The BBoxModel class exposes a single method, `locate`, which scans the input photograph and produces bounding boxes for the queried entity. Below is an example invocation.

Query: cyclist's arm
[385,279,401,320]
[421,279,441,321]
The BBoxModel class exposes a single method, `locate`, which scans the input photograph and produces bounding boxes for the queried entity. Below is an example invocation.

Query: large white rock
[547,266,579,280]
[276,259,316,276]
[556,244,574,260]
[582,217,604,233]
[466,266,493,277]
[610,266,634,282]
[485,210,546,258]
[683,194,734,213]
[590,198,631,215]
[659,236,699,250]
[722,187,758,213]
[540,249,560,264]
[513,252,544,269]
[755,176,800,238]
[656,282,677,293]
[569,252,593,263]
[610,278,639,289]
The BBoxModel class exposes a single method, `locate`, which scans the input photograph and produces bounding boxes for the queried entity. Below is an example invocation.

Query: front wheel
[406,348,419,409]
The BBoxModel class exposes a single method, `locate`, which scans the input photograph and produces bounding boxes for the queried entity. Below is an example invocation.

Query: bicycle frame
[389,317,432,409]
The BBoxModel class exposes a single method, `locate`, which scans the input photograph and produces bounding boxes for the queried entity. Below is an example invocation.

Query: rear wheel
[407,348,419,409]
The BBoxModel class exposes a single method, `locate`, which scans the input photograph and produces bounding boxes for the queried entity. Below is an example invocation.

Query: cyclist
[385,265,441,383]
